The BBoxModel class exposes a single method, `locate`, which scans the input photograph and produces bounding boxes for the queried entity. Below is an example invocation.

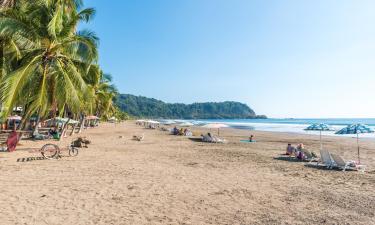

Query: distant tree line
[116,94,267,119]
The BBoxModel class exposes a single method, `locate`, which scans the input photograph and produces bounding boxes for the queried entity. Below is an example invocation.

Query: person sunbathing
[295,143,305,160]
[184,129,193,136]
[286,143,295,155]
[172,127,179,135]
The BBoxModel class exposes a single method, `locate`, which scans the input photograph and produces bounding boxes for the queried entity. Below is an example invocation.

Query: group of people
[171,127,192,136]
[286,143,317,160]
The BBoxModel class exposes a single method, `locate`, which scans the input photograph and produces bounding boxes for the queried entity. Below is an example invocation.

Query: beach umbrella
[304,123,334,150]
[335,123,374,163]
[202,123,229,136]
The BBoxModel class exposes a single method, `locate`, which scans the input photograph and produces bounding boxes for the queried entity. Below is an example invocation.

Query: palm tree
[0,0,16,8]
[0,0,98,120]
[83,65,119,119]
[0,0,17,114]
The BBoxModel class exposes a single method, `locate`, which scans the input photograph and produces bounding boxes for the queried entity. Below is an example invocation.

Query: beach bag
[52,133,60,140]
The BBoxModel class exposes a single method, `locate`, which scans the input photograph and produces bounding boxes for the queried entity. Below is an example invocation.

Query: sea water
[181,118,375,138]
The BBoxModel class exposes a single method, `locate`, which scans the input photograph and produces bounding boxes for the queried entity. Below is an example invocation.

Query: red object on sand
[6,131,20,152]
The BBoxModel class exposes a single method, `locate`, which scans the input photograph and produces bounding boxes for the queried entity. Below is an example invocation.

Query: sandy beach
[0,121,374,225]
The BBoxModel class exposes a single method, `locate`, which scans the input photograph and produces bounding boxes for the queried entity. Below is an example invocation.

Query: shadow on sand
[188,137,204,143]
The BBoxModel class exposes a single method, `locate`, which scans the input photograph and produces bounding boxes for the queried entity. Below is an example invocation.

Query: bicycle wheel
[69,146,79,157]
[41,144,59,159]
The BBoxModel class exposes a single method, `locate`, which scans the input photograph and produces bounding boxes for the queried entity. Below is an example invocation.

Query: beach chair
[212,136,226,143]
[301,149,318,163]
[330,154,366,172]
[202,135,212,142]
[317,149,334,169]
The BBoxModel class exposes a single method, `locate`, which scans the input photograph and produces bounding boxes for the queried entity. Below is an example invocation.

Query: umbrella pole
[320,130,322,150]
[357,133,360,163]
[218,128,220,136]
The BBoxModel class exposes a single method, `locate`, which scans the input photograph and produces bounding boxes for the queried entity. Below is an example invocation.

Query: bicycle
[40,142,79,159]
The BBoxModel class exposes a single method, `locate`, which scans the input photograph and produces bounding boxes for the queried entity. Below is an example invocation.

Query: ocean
[179,118,375,138]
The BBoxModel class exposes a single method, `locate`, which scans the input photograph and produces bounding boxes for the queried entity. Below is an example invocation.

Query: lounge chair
[301,149,319,163]
[211,136,226,143]
[330,154,366,172]
[202,135,226,143]
[317,149,334,168]
[202,135,212,142]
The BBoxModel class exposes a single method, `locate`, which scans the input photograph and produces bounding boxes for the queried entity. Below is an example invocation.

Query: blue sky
[82,0,375,118]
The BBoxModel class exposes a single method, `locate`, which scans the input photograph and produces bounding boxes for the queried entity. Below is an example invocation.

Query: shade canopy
[202,123,229,129]
[304,123,334,131]
[335,123,374,135]
[202,123,228,136]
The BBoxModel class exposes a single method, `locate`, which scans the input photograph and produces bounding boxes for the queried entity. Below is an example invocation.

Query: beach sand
[0,122,374,225]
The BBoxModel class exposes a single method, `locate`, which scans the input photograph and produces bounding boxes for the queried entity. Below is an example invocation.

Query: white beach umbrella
[202,123,229,136]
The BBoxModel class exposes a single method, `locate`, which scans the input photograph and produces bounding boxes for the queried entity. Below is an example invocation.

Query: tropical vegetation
[116,94,267,119]
[0,0,124,127]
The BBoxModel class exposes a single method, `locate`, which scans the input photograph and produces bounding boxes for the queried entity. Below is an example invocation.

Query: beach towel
[240,140,256,143]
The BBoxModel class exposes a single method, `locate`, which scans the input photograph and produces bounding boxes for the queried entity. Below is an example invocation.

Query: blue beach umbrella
[335,124,374,163]
[304,123,334,150]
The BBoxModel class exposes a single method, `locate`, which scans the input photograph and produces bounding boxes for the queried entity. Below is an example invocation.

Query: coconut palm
[0,0,98,120]
[0,0,16,8]
[83,64,118,119]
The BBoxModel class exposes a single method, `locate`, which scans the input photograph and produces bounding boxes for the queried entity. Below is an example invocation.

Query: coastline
[170,118,375,139]
[0,121,374,224]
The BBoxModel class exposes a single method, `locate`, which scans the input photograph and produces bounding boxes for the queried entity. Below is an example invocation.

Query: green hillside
[116,94,266,119]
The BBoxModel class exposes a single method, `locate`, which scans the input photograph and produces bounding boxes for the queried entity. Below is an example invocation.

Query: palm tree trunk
[0,39,3,112]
